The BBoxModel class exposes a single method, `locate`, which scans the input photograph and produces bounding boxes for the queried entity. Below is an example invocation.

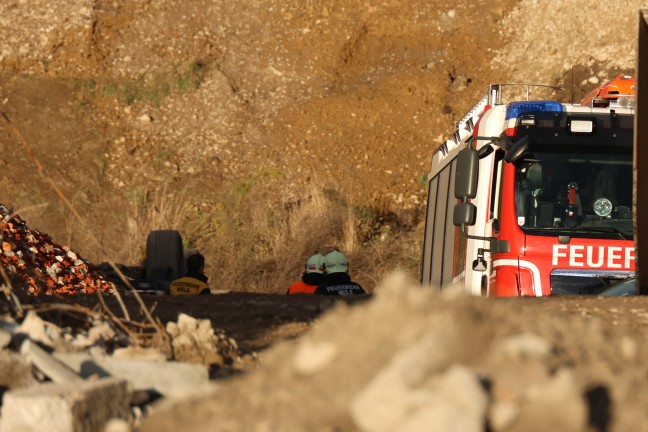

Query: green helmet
[305,253,325,274]
[324,250,348,274]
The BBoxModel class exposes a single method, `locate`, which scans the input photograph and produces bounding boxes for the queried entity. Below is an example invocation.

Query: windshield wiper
[574,226,631,240]
[537,226,631,240]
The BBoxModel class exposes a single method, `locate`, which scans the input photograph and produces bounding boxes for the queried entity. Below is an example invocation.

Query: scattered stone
[20,339,83,384]
[0,378,131,432]
[292,339,338,375]
[166,313,240,366]
[104,418,131,432]
[489,400,520,432]
[0,328,12,348]
[0,349,37,389]
[499,333,552,359]
[16,311,60,347]
[54,352,210,398]
[619,336,637,360]
[112,347,167,362]
[508,369,586,432]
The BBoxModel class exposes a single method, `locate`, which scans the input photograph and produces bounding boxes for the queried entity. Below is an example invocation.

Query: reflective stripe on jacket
[170,276,210,295]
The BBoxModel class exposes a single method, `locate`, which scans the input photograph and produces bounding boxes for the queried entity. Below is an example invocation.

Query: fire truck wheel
[146,230,184,287]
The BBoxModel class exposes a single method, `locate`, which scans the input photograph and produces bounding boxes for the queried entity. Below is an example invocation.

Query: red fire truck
[421,76,635,296]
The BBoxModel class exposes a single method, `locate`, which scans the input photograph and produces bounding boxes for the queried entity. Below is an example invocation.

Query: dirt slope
[1,1,648,431]
[1,0,519,268]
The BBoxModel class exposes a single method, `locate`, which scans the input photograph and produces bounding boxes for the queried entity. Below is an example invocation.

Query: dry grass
[3,171,423,294]
[84,175,425,294]
[189,179,423,293]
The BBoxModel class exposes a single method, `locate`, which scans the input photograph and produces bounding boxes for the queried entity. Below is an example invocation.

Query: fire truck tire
[145,230,184,286]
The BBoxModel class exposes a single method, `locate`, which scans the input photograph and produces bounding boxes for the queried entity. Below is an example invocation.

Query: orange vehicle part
[580,74,635,106]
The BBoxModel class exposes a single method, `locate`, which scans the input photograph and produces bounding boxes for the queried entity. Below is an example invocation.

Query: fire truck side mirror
[453,202,477,227]
[502,135,529,163]
[455,148,479,199]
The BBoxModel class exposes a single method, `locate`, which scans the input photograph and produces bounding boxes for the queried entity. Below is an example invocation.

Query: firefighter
[287,253,326,294]
[169,253,211,295]
[315,250,366,296]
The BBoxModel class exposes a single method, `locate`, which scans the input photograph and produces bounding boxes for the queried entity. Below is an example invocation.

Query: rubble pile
[0,306,244,431]
[0,204,113,295]
[0,204,248,430]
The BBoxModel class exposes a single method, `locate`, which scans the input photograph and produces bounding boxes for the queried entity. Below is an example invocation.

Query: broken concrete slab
[54,352,210,397]
[20,339,83,384]
[0,377,131,432]
[0,328,11,349]
[0,349,37,389]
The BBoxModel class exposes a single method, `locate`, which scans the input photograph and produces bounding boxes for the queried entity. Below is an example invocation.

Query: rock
[0,328,12,348]
[20,339,83,384]
[0,349,37,389]
[292,339,338,375]
[16,311,60,347]
[166,313,239,366]
[499,333,552,359]
[508,369,587,432]
[55,352,210,398]
[0,378,131,432]
[112,347,167,362]
[104,418,131,432]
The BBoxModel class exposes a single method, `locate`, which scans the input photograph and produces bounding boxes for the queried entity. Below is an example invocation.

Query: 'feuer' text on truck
[421,75,635,296]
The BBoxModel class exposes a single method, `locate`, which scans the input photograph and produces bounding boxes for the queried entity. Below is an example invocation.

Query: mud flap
[146,230,185,292]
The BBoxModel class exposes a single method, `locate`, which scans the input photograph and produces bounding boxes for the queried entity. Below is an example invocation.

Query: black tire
[146,230,184,289]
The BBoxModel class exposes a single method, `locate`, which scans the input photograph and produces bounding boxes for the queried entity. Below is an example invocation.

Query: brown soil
[132,283,648,432]
[1,1,647,431]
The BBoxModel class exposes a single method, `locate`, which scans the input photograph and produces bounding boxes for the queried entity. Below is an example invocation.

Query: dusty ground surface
[125,280,648,432]
[54,284,646,432]
[1,0,648,431]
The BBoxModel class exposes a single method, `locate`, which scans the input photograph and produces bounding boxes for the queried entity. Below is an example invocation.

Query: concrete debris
[0,328,11,349]
[16,311,61,347]
[54,351,210,398]
[0,350,37,389]
[292,339,338,375]
[0,378,131,432]
[166,313,240,366]
[20,339,83,384]
[112,346,168,362]
[0,308,242,431]
[0,204,114,296]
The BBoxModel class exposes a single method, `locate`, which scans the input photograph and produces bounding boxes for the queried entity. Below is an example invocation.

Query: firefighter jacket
[287,272,325,295]
[314,273,366,296]
[170,271,210,295]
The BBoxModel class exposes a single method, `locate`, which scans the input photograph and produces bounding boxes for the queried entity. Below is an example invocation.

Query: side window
[431,165,450,287]
[489,150,505,221]
[422,176,439,284]
[441,160,457,286]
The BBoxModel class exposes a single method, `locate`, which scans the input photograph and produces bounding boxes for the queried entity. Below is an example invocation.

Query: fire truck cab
[421,80,635,296]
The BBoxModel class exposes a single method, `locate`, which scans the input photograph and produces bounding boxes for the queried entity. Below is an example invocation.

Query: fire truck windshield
[512,111,633,240]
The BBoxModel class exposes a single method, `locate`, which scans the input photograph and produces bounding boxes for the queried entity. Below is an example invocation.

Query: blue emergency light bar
[505,101,563,120]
